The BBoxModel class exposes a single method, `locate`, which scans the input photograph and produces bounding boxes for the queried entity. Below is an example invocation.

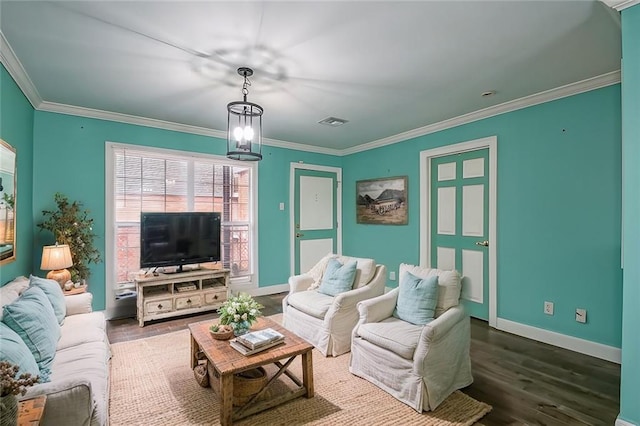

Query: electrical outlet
[576,308,587,323]
[389,271,396,281]
[544,301,554,315]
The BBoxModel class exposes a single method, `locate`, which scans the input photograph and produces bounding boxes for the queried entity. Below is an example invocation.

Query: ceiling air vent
[318,117,348,127]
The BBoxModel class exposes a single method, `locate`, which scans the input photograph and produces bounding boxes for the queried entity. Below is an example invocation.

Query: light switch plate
[279,202,285,211]
[576,308,587,323]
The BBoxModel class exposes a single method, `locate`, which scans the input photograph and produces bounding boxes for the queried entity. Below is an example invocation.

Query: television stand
[134,268,230,327]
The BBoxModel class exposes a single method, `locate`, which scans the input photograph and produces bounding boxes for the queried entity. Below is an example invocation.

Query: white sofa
[0,276,110,426]
[282,255,387,357]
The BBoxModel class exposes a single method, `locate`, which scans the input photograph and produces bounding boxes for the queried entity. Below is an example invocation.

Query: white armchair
[349,264,472,411]
[282,255,387,357]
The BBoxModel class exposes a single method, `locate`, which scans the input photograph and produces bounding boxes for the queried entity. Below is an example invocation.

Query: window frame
[104,142,259,316]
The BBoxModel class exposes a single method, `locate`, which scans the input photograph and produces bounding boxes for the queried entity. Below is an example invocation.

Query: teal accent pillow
[0,322,41,381]
[2,286,60,380]
[393,272,439,325]
[29,275,66,325]
[318,258,357,297]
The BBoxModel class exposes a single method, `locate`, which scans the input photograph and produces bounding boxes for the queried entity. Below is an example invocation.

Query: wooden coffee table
[189,316,314,425]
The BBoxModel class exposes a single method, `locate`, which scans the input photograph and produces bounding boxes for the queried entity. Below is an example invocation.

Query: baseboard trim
[242,283,289,297]
[496,318,621,364]
[616,417,637,426]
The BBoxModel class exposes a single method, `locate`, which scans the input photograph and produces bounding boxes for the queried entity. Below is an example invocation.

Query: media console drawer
[176,295,202,310]
[145,298,173,314]
[204,290,227,306]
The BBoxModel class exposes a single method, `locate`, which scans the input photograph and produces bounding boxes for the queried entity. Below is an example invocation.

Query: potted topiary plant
[37,192,101,284]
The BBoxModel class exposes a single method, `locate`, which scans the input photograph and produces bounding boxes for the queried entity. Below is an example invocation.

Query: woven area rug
[109,316,491,425]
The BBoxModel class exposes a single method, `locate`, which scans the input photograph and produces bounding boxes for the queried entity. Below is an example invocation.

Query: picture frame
[356,176,408,225]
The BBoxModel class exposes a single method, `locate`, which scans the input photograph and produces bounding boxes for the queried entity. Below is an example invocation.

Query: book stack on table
[230,328,285,356]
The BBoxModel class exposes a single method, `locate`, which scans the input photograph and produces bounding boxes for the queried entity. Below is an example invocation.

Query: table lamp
[41,244,73,289]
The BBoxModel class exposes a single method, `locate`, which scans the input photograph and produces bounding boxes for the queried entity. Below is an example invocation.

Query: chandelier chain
[242,76,251,99]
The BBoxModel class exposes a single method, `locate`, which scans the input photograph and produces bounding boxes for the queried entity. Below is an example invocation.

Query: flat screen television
[140,212,221,272]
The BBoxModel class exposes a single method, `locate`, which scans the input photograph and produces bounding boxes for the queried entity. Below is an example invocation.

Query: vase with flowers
[217,293,263,336]
[0,361,39,426]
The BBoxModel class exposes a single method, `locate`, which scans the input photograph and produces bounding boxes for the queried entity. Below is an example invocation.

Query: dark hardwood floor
[106,293,621,425]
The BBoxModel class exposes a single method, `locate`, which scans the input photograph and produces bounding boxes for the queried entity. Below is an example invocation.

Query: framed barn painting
[356,176,408,225]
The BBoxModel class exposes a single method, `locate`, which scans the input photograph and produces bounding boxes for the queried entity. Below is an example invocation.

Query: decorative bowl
[209,324,234,340]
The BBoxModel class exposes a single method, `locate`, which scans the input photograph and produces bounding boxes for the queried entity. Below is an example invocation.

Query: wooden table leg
[190,334,198,369]
[302,350,314,398]
[220,373,234,426]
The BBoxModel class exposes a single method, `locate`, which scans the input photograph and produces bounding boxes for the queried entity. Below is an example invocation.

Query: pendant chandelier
[226,67,263,161]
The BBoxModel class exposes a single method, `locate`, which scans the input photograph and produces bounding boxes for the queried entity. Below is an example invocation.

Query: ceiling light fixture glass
[226,67,263,161]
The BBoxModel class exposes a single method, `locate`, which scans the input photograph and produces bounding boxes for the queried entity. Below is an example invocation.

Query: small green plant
[1,193,14,210]
[37,192,101,282]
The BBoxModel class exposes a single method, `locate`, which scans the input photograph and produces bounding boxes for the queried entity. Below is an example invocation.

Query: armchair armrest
[333,265,387,310]
[65,292,93,316]
[421,304,466,343]
[414,304,470,375]
[356,287,398,325]
[288,274,314,293]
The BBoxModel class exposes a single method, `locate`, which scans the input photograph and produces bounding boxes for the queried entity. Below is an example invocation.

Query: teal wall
[0,65,34,282]
[343,85,622,348]
[31,111,340,310]
[620,5,640,425]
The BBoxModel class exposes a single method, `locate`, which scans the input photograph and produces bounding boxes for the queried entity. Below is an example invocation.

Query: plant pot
[232,320,251,336]
[0,394,18,426]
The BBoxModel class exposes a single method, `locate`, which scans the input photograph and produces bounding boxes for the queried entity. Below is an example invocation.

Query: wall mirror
[0,139,16,265]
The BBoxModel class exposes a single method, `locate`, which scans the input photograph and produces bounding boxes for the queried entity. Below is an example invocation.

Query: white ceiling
[0,1,622,153]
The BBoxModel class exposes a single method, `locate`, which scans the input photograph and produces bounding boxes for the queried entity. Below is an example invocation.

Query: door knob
[475,240,489,247]
[296,233,305,238]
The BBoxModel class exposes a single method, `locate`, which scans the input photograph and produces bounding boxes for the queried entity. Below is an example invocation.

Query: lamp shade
[41,244,73,271]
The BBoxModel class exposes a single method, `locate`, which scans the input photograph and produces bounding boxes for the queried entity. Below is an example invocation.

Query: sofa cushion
[2,286,60,380]
[287,291,334,319]
[393,272,438,325]
[29,275,66,325]
[50,340,111,426]
[65,292,94,316]
[399,263,461,317]
[337,256,376,289]
[0,321,40,378]
[356,317,423,360]
[58,312,106,351]
[318,258,357,297]
[0,276,29,321]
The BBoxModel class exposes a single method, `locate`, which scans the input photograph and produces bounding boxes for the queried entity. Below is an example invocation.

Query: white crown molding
[601,0,640,11]
[38,100,341,156]
[496,318,621,364]
[342,70,621,156]
[39,100,227,137]
[0,31,42,108]
[261,136,341,156]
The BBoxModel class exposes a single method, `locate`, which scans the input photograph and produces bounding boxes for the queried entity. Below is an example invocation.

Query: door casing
[290,163,342,277]
[420,136,497,327]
